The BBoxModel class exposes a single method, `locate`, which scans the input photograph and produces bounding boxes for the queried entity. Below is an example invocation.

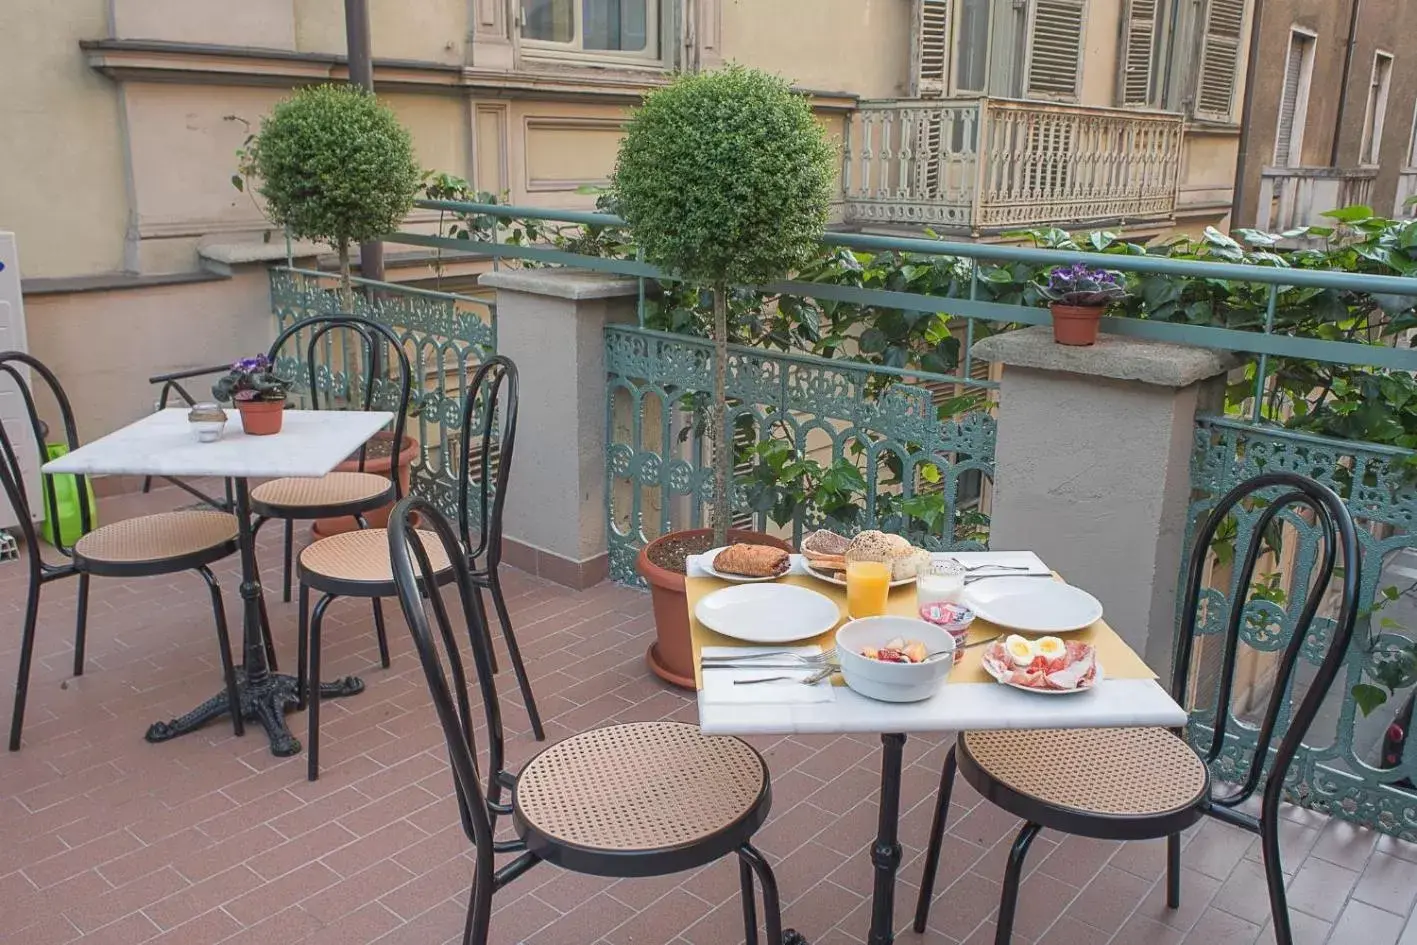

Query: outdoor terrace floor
[3,485,1417,945]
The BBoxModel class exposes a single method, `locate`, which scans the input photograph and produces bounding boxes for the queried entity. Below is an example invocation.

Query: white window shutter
[1027,0,1086,101]
[1194,0,1245,121]
[1274,34,1305,165]
[912,0,950,98]
[1117,0,1158,107]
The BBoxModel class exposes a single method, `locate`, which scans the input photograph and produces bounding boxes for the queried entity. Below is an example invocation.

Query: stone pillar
[478,269,639,588]
[974,326,1236,675]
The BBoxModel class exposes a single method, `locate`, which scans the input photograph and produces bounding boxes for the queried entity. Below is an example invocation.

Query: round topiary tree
[244,83,421,308]
[612,65,836,545]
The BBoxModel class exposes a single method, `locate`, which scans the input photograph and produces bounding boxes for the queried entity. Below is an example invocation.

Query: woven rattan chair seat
[252,472,391,511]
[515,722,767,857]
[962,728,1208,819]
[299,527,452,588]
[74,511,238,566]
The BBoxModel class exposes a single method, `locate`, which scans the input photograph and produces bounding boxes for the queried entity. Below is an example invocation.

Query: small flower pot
[638,527,794,689]
[310,432,419,537]
[236,399,285,436]
[1050,303,1106,346]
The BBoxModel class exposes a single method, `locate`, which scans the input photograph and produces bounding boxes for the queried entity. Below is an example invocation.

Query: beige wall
[23,269,277,442]
[293,0,467,63]
[720,0,911,99]
[0,0,128,279]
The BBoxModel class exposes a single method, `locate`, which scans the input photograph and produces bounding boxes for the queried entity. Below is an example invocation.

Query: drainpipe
[345,0,385,283]
[1331,0,1363,166]
[1229,0,1266,229]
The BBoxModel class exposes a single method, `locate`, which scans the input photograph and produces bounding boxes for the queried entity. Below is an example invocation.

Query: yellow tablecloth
[686,573,1156,689]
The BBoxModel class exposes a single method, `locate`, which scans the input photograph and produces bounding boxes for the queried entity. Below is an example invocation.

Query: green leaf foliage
[611,65,836,288]
[247,84,421,251]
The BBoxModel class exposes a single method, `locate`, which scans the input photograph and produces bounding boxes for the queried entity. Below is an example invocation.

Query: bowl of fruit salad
[836,616,955,703]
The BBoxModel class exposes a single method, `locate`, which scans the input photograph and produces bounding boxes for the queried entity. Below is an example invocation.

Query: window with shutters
[1192,0,1246,122]
[1361,51,1394,166]
[912,0,951,97]
[1117,0,1160,107]
[913,0,1089,101]
[1026,0,1086,100]
[1273,29,1315,167]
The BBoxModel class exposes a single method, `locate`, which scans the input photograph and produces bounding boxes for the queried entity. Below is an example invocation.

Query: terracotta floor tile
[1180,906,1261,945]
[525,892,635,945]
[1284,856,1360,922]
[1354,852,1417,915]
[1111,914,1187,945]
[602,888,714,945]
[1064,865,1151,933]
[1310,818,1380,872]
[1211,858,1280,926]
[1331,900,1407,945]
[1254,910,1331,945]
[224,860,342,927]
[1133,866,1221,932]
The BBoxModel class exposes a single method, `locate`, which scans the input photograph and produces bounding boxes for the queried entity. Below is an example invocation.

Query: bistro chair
[387,495,806,945]
[294,355,543,779]
[250,315,413,608]
[912,471,1362,945]
[1,352,243,751]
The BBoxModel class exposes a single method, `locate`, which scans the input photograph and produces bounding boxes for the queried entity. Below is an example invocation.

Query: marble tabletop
[43,408,395,480]
[694,551,1188,737]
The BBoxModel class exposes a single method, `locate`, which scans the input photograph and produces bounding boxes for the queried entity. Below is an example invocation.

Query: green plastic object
[40,443,97,548]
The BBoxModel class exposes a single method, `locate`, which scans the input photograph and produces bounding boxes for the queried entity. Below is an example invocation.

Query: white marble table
[690,551,1187,945]
[45,408,394,755]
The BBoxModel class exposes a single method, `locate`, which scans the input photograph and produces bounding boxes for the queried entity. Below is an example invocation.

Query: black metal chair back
[388,494,514,851]
[267,315,413,489]
[457,356,517,567]
[0,352,93,560]
[1173,471,1361,817]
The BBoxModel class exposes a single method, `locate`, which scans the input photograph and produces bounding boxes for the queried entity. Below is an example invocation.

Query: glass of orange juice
[846,560,891,618]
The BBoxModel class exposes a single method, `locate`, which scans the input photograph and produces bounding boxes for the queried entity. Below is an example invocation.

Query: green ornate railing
[1186,416,1417,839]
[268,267,495,519]
[605,326,995,583]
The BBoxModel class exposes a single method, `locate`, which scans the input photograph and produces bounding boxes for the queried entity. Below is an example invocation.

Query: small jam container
[917,601,976,664]
[188,403,228,443]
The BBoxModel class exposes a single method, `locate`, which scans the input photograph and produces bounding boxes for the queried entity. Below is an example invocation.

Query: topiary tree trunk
[711,283,729,547]
[336,238,355,313]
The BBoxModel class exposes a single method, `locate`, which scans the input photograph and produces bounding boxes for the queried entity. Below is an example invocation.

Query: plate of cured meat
[980,635,1102,694]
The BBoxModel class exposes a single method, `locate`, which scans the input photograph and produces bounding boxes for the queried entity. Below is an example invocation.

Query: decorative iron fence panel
[605,325,997,584]
[268,267,495,520]
[1186,416,1417,839]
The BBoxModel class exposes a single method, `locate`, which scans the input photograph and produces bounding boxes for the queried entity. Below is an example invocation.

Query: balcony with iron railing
[840,98,1186,234]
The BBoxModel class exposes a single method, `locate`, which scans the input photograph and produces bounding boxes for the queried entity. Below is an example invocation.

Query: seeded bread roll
[846,530,930,580]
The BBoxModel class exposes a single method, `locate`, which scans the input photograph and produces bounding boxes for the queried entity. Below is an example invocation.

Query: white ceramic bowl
[835,615,955,703]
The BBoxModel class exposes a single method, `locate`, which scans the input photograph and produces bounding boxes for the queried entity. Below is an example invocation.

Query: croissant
[713,543,790,578]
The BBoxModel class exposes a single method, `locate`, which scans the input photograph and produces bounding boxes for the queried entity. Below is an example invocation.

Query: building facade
[0,0,1257,444]
[1238,0,1417,230]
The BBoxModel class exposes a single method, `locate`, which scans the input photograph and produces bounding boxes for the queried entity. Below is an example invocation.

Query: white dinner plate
[695,584,842,644]
[700,546,790,583]
[963,577,1103,633]
[802,563,916,589]
[981,654,1106,694]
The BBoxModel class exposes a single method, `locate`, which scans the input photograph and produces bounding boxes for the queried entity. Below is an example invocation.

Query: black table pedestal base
[145,670,364,756]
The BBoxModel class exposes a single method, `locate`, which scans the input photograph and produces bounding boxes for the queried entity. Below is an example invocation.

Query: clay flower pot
[236,399,285,435]
[638,527,794,689]
[1050,303,1106,346]
[310,431,419,537]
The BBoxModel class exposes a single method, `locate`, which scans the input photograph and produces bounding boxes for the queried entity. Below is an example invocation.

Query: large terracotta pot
[638,527,794,689]
[236,399,284,436]
[310,431,419,537]
[1050,302,1106,346]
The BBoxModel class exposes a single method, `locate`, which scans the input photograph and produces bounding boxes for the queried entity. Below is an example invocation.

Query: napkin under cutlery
[699,645,836,705]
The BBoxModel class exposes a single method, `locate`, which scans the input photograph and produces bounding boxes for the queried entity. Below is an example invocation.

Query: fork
[701,647,838,666]
[947,560,1031,572]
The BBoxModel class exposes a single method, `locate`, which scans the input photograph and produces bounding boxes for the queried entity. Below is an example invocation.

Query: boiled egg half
[1035,636,1067,660]
[1004,634,1036,666]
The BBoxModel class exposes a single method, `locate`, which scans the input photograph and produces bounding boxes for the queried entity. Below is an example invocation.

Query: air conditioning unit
[0,232,39,532]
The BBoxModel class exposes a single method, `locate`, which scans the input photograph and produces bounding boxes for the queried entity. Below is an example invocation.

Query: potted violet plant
[212,355,289,435]
[1039,263,1128,346]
